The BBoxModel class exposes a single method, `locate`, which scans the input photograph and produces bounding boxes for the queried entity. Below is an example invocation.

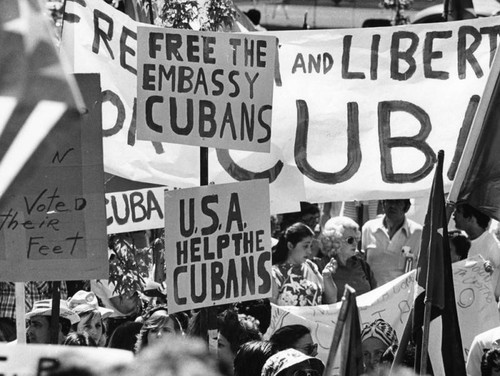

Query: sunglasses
[344,236,358,245]
[297,343,318,356]
[291,369,320,376]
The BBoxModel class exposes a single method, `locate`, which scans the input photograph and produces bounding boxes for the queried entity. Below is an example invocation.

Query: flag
[448,41,500,222]
[444,0,476,20]
[0,0,84,199]
[413,150,466,375]
[324,285,364,376]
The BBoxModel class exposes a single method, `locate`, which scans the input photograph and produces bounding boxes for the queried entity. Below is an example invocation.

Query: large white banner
[266,256,500,375]
[62,0,500,213]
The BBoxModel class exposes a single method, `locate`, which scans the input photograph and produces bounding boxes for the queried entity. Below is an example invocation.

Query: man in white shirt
[453,203,500,300]
[361,199,423,286]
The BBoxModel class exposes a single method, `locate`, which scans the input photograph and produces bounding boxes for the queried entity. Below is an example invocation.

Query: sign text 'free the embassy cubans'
[136,27,277,152]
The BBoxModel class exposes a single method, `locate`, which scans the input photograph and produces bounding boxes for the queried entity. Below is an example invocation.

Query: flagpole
[448,49,500,206]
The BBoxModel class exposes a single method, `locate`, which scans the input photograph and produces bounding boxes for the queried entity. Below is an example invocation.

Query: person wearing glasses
[271,222,338,306]
[361,199,423,286]
[261,348,324,376]
[269,324,318,358]
[316,216,375,301]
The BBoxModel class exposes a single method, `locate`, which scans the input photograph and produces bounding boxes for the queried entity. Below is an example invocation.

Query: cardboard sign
[136,27,277,152]
[62,0,500,213]
[0,74,108,281]
[266,256,500,375]
[106,187,166,234]
[0,343,133,375]
[164,180,272,313]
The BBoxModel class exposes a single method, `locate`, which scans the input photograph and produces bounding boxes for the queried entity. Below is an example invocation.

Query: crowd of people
[0,199,499,376]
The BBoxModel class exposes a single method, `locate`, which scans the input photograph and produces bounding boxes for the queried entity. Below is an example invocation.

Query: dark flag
[0,0,84,199]
[413,150,466,375]
[323,285,364,376]
[448,48,500,222]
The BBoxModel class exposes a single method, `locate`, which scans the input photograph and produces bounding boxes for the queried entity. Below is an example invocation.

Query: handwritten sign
[106,187,166,234]
[164,180,272,313]
[266,256,500,374]
[62,0,500,213]
[136,27,276,152]
[0,74,108,281]
[0,344,133,375]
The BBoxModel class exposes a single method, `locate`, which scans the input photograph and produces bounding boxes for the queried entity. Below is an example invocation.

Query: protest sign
[0,74,108,281]
[106,187,166,233]
[0,343,133,375]
[164,180,272,313]
[136,27,277,152]
[62,0,500,213]
[266,256,500,374]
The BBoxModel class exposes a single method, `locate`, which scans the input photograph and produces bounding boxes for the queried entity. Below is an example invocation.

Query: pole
[418,300,433,375]
[50,282,61,345]
[15,283,26,344]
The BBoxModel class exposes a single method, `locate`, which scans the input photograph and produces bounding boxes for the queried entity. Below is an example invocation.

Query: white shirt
[468,231,500,299]
[466,326,500,376]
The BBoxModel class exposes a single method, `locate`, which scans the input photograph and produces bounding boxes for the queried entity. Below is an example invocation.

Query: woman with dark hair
[481,347,500,376]
[63,331,97,347]
[269,324,318,357]
[234,340,275,376]
[107,321,143,352]
[135,305,184,353]
[217,308,262,366]
[271,222,337,306]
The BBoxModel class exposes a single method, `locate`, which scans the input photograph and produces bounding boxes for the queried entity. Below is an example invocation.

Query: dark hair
[135,308,184,352]
[63,331,97,347]
[107,321,143,352]
[234,340,275,376]
[272,222,314,264]
[245,9,261,25]
[382,199,411,213]
[448,231,471,261]
[457,203,491,229]
[481,348,500,376]
[281,203,320,230]
[218,309,262,355]
[58,317,72,337]
[269,324,311,351]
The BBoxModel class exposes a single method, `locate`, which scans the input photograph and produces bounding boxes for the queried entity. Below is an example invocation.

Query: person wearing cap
[361,199,423,286]
[261,348,324,376]
[68,290,114,346]
[361,318,399,373]
[25,299,80,344]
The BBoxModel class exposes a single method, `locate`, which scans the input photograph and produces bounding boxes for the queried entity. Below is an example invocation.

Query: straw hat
[68,290,114,319]
[26,299,80,325]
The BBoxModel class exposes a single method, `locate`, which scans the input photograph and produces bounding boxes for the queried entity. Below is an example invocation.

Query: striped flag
[0,0,84,199]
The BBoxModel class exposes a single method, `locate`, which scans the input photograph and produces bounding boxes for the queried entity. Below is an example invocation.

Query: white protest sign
[266,256,500,374]
[164,180,272,313]
[105,186,166,233]
[136,26,277,152]
[0,344,133,376]
[61,0,500,213]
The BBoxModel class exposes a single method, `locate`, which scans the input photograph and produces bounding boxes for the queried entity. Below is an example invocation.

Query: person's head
[448,230,471,262]
[245,9,262,25]
[454,203,491,232]
[135,306,184,352]
[261,348,324,376]
[273,222,315,265]
[382,199,411,224]
[320,216,360,260]
[269,325,318,357]
[217,309,262,365]
[108,336,232,376]
[107,321,143,352]
[63,331,97,347]
[361,319,398,373]
[481,347,500,376]
[68,290,114,345]
[26,299,79,344]
[299,202,321,231]
[234,340,275,376]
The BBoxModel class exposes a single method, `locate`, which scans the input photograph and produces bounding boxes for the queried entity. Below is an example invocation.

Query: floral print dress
[272,259,324,306]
